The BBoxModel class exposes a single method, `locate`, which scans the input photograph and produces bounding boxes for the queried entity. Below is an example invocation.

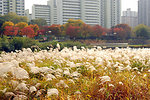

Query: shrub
[0,36,11,52]
[37,41,87,50]
[10,37,38,51]
[60,41,87,49]
[37,41,58,50]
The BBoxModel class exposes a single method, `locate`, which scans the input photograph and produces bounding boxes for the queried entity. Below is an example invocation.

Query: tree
[112,24,132,39]
[113,27,127,40]
[30,18,47,26]
[0,13,27,36]
[66,25,81,39]
[49,24,62,37]
[15,22,28,29]
[38,26,51,35]
[3,26,19,36]
[62,19,85,35]
[29,24,39,33]
[2,21,14,29]
[20,26,36,38]
[0,15,5,28]
[134,24,150,39]
[92,25,104,38]
[66,19,84,27]
[80,24,92,39]
[1,12,28,24]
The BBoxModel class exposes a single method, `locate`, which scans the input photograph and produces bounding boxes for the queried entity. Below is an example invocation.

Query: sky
[25,0,138,14]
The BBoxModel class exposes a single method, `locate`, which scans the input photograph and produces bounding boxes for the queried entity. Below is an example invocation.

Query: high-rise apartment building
[0,0,25,16]
[138,0,150,26]
[100,0,121,28]
[48,0,121,28]
[48,0,101,25]
[25,9,32,21]
[47,0,58,24]
[48,0,81,25]
[81,0,100,25]
[121,8,138,28]
[32,4,51,25]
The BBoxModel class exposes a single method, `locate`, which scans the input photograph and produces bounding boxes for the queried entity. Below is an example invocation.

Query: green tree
[0,36,10,52]
[134,24,150,39]
[0,15,5,28]
[1,12,28,24]
[30,18,47,26]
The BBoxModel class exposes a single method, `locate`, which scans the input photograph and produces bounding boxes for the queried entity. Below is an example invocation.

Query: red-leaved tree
[113,27,127,40]
[112,24,132,39]
[4,26,19,36]
[49,24,62,36]
[20,26,36,38]
[92,25,104,38]
[66,25,81,39]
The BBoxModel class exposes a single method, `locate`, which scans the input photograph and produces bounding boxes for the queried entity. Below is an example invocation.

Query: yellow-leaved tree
[2,21,14,29]
[61,19,85,36]
[15,22,28,29]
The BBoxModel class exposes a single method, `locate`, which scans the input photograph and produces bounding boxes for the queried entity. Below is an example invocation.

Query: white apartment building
[138,0,150,26]
[48,0,121,28]
[32,4,51,25]
[100,0,121,28]
[47,0,58,24]
[0,0,25,16]
[48,0,81,25]
[110,0,121,28]
[48,0,100,25]
[81,0,100,25]
[99,0,105,27]
[121,8,138,28]
[25,9,32,21]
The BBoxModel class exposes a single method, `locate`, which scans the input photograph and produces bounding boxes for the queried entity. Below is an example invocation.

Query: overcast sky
[25,0,138,14]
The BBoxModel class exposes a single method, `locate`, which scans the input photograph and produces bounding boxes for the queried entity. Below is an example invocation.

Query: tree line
[1,13,150,40]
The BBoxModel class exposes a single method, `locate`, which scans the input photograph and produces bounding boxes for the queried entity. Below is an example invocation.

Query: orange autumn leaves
[3,21,39,38]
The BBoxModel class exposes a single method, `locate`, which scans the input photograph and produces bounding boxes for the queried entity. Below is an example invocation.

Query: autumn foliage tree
[1,21,39,38]
[66,25,81,39]
[113,27,126,40]
[20,26,36,38]
[15,22,28,29]
[81,24,93,39]
[29,24,39,34]
[92,25,105,38]
[62,19,84,35]
[38,26,51,35]
[112,24,132,40]
[2,21,14,29]
[3,26,19,36]
[48,24,61,37]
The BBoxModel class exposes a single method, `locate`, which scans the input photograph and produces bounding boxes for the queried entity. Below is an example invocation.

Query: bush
[0,36,11,52]
[60,41,87,49]
[37,41,59,50]
[10,37,38,51]
[0,36,88,52]
[0,36,38,52]
[37,41,87,50]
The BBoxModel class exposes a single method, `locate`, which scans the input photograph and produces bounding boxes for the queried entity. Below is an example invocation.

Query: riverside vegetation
[0,45,150,99]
